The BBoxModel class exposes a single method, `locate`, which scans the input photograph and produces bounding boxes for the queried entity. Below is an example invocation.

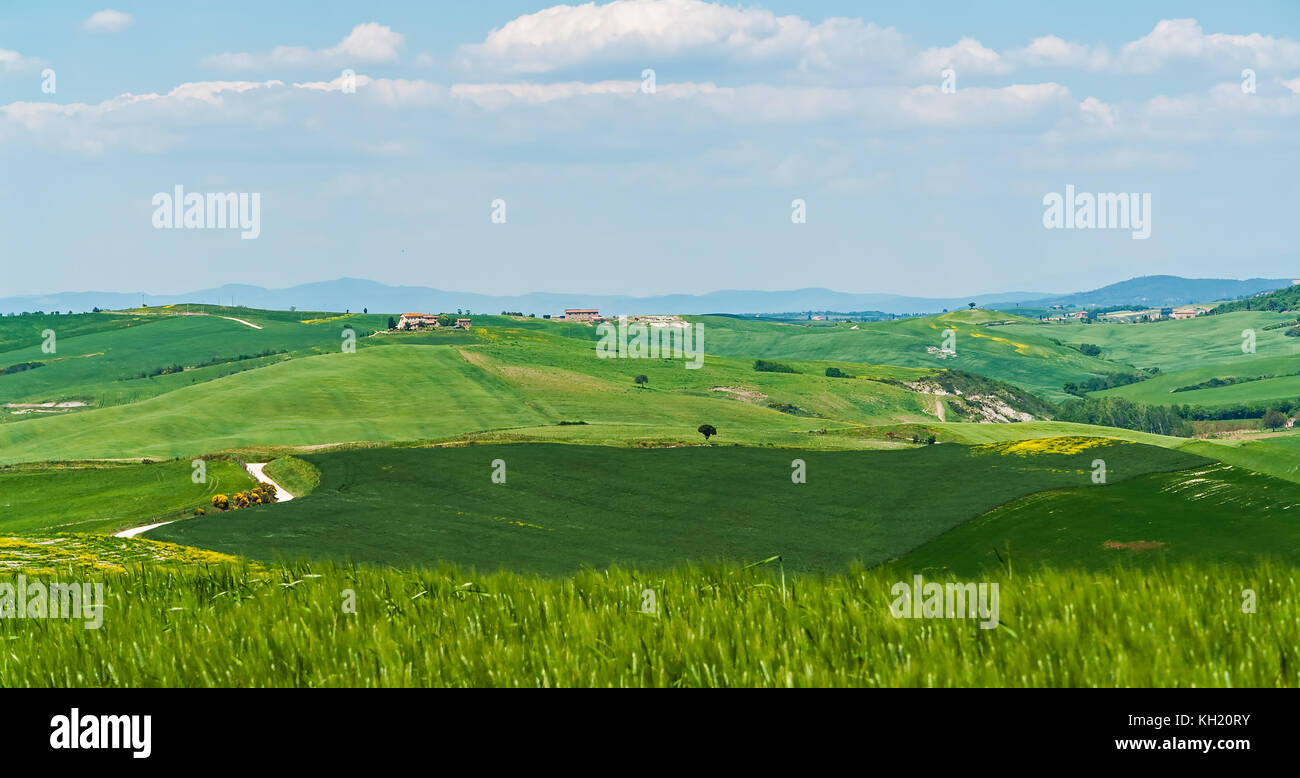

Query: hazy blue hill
[1009,275,1294,309]
[3,274,1291,317]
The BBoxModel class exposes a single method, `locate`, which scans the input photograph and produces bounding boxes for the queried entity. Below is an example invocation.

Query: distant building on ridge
[397,313,439,330]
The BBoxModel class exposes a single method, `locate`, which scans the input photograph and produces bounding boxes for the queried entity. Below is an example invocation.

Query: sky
[1,1,1298,298]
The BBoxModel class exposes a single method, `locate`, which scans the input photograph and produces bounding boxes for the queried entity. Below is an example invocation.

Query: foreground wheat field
[1,559,1293,687]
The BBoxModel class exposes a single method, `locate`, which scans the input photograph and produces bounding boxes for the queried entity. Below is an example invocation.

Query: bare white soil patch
[710,386,769,404]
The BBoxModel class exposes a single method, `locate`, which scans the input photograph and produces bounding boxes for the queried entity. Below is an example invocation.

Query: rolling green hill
[1214,283,1300,314]
[145,440,1206,573]
[694,309,1120,401]
[0,459,254,535]
[1095,352,1300,408]
[999,311,1297,375]
[1181,435,1300,485]
[897,461,1300,575]
[0,308,392,410]
[0,309,1070,464]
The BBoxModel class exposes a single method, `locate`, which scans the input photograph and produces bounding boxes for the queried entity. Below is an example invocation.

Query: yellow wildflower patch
[0,534,248,576]
[300,314,354,324]
[977,436,1130,456]
[966,330,1033,355]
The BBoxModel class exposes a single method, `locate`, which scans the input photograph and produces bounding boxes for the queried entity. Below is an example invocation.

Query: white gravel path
[113,461,293,539]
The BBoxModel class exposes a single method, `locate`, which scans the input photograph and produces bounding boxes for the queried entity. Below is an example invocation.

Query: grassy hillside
[897,462,1300,575]
[0,459,255,534]
[694,309,1119,401]
[145,441,1206,573]
[0,311,150,353]
[1214,284,1300,314]
[1181,434,1300,484]
[1,308,1073,463]
[0,308,394,411]
[2,560,1295,687]
[1096,352,1300,408]
[262,456,321,497]
[999,311,1297,375]
[0,344,922,463]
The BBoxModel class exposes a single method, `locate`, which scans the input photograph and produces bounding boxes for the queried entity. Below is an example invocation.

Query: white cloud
[916,37,1010,75]
[1078,96,1117,128]
[1145,81,1300,120]
[455,4,1300,85]
[450,80,639,107]
[204,22,405,70]
[1012,36,1112,70]
[0,80,286,154]
[0,48,43,74]
[456,0,904,76]
[889,82,1072,126]
[1119,19,1300,73]
[83,10,134,33]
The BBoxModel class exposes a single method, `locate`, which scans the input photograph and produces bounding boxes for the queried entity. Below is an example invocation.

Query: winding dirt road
[113,461,293,538]
[243,462,294,501]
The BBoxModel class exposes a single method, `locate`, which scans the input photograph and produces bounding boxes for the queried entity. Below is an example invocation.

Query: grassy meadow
[999,310,1298,373]
[0,559,1294,687]
[897,462,1300,575]
[695,309,1119,401]
[0,459,254,534]
[144,440,1206,573]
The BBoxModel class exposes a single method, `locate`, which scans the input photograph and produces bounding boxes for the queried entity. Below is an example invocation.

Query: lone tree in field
[635,374,648,388]
[968,302,976,309]
[1263,409,1287,430]
[698,424,717,441]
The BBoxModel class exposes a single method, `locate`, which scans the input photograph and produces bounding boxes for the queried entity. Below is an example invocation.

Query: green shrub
[754,360,797,374]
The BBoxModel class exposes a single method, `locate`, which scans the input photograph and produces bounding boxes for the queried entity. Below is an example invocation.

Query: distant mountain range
[1007,275,1298,310]
[2,275,1294,317]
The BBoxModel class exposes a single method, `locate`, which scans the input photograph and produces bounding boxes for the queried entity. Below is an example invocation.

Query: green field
[0,459,254,534]
[0,308,393,411]
[695,309,1120,401]
[897,462,1300,575]
[1096,352,1300,407]
[145,440,1206,573]
[1,560,1294,687]
[262,456,321,497]
[999,311,1298,372]
[2,310,1062,463]
[1181,434,1300,484]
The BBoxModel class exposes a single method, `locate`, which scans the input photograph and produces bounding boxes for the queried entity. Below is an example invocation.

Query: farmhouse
[564,308,601,322]
[397,313,439,330]
[1171,306,1207,320]
[456,318,472,329]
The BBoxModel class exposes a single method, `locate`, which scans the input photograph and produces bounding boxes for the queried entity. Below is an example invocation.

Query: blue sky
[2,1,1298,298]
